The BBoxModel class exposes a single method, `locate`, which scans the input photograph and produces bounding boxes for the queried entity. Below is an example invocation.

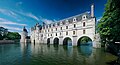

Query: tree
[98,0,120,44]
[6,32,21,40]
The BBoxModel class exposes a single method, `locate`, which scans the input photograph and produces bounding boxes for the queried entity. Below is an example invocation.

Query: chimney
[91,4,94,17]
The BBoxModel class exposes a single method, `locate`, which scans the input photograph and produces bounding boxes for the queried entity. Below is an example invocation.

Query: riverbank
[0,40,19,44]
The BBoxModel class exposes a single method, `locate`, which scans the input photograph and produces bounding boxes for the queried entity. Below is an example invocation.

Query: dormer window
[55,23,57,26]
[82,15,87,20]
[60,22,63,25]
[66,20,69,24]
[53,24,55,27]
[73,18,76,22]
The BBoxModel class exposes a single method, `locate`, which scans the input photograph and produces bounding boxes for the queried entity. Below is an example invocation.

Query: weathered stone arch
[77,36,92,46]
[77,35,94,42]
[53,37,59,45]
[63,37,72,46]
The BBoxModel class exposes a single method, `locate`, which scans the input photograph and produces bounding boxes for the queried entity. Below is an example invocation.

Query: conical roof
[23,26,28,33]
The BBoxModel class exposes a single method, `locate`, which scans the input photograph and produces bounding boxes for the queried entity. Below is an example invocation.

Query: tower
[20,26,28,43]
[91,4,94,17]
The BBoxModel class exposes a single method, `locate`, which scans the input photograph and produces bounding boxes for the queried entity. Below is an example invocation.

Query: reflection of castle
[20,26,28,43]
[30,4,101,48]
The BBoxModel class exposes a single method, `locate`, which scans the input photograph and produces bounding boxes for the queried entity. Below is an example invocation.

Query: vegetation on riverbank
[97,0,120,45]
[0,27,21,40]
[97,0,120,64]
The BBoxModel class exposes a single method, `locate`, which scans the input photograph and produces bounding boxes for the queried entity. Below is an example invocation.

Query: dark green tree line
[0,27,21,40]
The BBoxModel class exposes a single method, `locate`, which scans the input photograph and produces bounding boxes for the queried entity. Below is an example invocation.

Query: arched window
[66,32,68,35]
[73,31,75,35]
[82,15,86,20]
[60,32,61,35]
[66,26,68,29]
[83,30,85,34]
[83,22,85,27]
[73,18,76,22]
[56,33,57,36]
[56,28,57,31]
[74,24,76,28]
[61,27,62,30]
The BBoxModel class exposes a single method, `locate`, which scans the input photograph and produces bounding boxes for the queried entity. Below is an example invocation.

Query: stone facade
[30,4,101,48]
[20,26,28,43]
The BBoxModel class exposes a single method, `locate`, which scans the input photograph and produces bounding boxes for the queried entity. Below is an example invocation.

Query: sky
[0,0,107,35]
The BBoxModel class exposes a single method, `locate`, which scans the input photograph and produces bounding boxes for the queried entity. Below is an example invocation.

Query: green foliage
[0,27,21,40]
[97,0,120,43]
[6,32,21,40]
[80,36,92,43]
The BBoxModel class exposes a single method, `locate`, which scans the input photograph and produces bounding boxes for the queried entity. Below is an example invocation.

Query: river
[0,43,117,65]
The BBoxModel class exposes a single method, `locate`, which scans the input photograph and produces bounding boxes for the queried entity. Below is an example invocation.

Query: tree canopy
[0,27,21,40]
[97,0,120,43]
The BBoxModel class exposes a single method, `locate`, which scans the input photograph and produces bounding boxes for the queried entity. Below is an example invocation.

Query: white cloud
[97,17,102,22]
[17,11,40,21]
[0,8,40,22]
[41,18,54,24]
[0,24,22,31]
[0,8,17,19]
[0,18,27,26]
[26,13,39,21]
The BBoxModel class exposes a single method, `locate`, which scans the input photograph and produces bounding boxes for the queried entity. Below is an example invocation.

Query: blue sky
[0,0,107,35]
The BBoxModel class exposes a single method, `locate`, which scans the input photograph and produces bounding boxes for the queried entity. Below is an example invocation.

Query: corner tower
[20,26,28,43]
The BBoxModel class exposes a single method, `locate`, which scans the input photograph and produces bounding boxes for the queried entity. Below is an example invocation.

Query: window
[41,34,43,37]
[82,15,86,20]
[74,24,76,28]
[60,32,61,35]
[73,31,75,35]
[83,30,85,34]
[56,33,57,36]
[61,27,62,30]
[66,32,68,35]
[46,25,48,28]
[73,18,76,22]
[56,28,57,31]
[66,26,68,29]
[48,29,49,32]
[51,29,53,31]
[49,24,51,28]
[53,24,55,27]
[83,22,85,27]
[48,34,49,36]
[51,34,52,36]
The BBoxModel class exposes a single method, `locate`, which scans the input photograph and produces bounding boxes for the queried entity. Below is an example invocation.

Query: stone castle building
[30,4,101,48]
[20,26,28,43]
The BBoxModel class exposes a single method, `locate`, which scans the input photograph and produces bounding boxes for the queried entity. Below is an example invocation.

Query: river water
[0,43,117,65]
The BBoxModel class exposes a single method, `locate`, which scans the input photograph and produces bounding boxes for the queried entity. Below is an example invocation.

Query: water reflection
[0,43,117,65]
[77,45,92,57]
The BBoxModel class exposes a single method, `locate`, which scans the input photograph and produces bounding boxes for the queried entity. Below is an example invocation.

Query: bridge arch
[63,37,72,46]
[53,37,59,45]
[77,36,92,46]
[47,38,50,45]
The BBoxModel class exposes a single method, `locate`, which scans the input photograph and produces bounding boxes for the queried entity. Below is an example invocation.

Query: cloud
[97,17,102,22]
[0,8,17,19]
[0,18,27,26]
[0,24,22,31]
[25,13,40,21]
[16,11,40,21]
[40,18,54,24]
[0,8,40,22]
